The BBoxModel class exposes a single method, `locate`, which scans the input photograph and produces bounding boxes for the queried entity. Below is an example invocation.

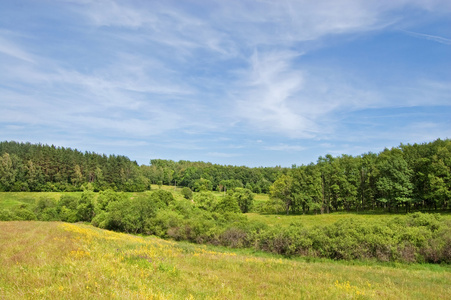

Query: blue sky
[1,0,450,167]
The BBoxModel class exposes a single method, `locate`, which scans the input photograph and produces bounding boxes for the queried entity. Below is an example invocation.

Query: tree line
[268,139,450,214]
[0,141,283,193]
[0,141,149,192]
[0,139,450,213]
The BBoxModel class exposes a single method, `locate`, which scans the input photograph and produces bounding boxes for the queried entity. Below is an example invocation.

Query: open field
[1,221,451,299]
[246,212,451,228]
[0,192,86,210]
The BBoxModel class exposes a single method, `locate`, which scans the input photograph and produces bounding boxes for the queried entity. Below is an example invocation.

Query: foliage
[231,188,254,213]
[193,192,218,211]
[180,187,193,200]
[270,174,294,214]
[215,195,241,214]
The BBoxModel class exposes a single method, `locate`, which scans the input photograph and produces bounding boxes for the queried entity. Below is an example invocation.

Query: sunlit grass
[0,192,82,210]
[1,221,450,299]
[245,212,403,228]
[247,211,451,228]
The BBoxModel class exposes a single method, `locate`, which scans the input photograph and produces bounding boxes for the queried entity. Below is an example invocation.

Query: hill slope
[1,221,450,299]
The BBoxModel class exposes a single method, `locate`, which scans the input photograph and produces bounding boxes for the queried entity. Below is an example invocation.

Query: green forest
[1,139,450,213]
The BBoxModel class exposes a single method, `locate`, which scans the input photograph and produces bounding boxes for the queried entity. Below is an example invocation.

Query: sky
[0,0,450,167]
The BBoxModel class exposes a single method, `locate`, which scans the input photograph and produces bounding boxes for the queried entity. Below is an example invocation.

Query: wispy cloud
[264,144,306,152]
[0,36,34,62]
[1,0,450,166]
[206,152,242,158]
[233,51,316,138]
[401,30,451,45]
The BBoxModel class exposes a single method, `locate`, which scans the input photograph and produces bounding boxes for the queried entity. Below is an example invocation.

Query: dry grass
[1,221,450,299]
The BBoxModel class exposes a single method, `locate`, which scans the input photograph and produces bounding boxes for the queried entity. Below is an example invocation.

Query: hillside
[1,221,450,299]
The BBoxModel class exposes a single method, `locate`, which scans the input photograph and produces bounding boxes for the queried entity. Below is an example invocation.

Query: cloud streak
[401,30,451,45]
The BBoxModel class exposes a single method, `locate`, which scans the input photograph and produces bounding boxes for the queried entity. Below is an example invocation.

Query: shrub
[151,190,175,206]
[60,206,78,223]
[0,209,15,221]
[39,207,60,221]
[215,195,241,214]
[34,197,57,215]
[148,210,184,237]
[76,191,95,222]
[181,187,193,200]
[219,227,249,248]
[95,189,126,213]
[14,208,37,221]
[232,188,254,213]
[194,192,218,211]
[58,194,79,210]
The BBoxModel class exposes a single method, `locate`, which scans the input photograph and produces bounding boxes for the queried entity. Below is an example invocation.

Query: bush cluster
[2,191,450,264]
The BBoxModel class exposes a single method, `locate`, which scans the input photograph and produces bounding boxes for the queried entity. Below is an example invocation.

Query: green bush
[76,191,95,222]
[0,209,15,221]
[232,188,254,213]
[14,208,37,221]
[149,210,184,238]
[181,187,193,200]
[58,194,79,210]
[95,189,127,213]
[215,195,241,214]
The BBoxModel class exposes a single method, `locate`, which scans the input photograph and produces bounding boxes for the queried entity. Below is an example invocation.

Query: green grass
[0,192,76,210]
[1,221,450,299]
[246,212,393,228]
[246,211,451,228]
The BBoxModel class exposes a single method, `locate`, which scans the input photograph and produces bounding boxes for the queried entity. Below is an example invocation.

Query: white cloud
[206,152,241,158]
[233,51,316,138]
[0,36,35,63]
[232,50,384,138]
[401,30,451,45]
[264,144,306,152]
[1,0,450,166]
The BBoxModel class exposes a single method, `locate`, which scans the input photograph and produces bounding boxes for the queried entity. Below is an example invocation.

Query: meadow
[2,190,451,263]
[1,221,451,299]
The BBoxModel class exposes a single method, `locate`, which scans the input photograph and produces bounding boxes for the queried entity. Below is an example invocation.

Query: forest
[1,138,450,213]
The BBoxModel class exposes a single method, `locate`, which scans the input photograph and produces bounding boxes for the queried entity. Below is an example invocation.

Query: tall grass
[1,221,450,299]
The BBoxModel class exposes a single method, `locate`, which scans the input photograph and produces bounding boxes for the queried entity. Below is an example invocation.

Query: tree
[376,148,413,212]
[427,145,451,210]
[215,194,241,214]
[192,178,212,192]
[0,153,16,191]
[71,164,83,187]
[77,190,95,221]
[357,153,377,210]
[194,192,218,211]
[317,155,334,213]
[270,174,293,215]
[232,188,254,213]
[335,155,358,211]
[181,187,193,200]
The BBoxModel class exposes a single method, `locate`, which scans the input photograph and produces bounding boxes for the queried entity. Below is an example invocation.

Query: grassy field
[245,212,451,228]
[1,221,450,299]
[0,192,83,210]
